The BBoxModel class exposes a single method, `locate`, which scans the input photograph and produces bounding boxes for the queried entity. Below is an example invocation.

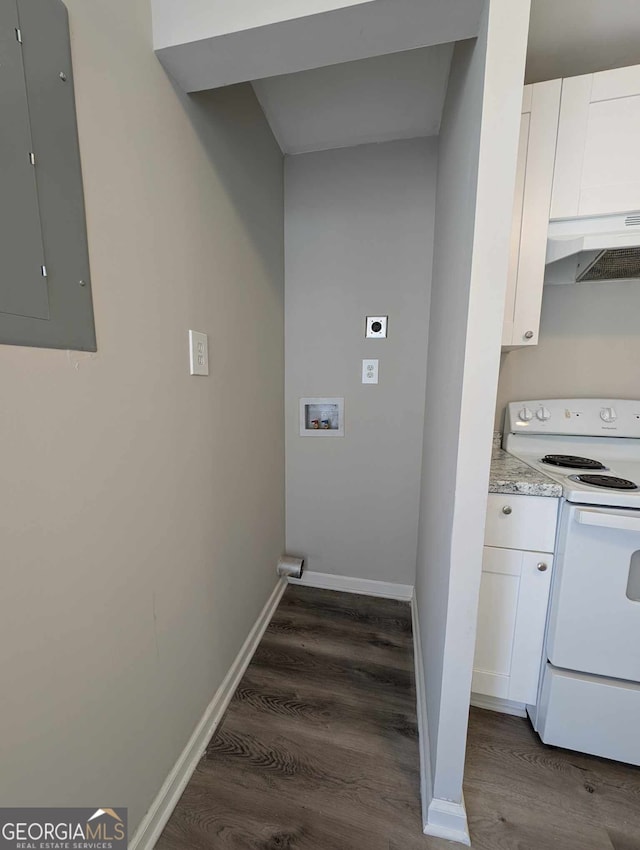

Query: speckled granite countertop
[489,446,563,498]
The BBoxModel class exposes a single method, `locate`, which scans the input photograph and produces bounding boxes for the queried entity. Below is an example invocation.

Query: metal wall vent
[576,247,640,282]
[624,214,640,227]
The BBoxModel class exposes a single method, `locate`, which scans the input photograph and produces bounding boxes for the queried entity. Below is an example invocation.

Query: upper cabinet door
[551,65,640,218]
[502,80,561,349]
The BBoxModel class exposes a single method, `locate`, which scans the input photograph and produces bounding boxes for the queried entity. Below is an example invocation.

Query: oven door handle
[576,508,640,533]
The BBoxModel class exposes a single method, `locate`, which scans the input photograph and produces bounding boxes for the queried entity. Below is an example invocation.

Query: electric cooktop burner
[541,454,606,470]
[570,474,639,490]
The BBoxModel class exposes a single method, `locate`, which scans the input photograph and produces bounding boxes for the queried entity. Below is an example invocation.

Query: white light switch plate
[189,330,209,376]
[362,359,379,384]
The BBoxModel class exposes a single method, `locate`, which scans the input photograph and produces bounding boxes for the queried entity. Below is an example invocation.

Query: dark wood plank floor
[464,707,640,850]
[156,586,640,850]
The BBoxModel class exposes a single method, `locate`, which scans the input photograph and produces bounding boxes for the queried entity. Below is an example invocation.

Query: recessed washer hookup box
[299,397,344,436]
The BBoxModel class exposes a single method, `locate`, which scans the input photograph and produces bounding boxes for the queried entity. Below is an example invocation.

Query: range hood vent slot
[576,247,640,282]
[546,212,640,284]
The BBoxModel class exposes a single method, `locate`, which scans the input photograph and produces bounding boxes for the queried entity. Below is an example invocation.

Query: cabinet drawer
[485,494,558,552]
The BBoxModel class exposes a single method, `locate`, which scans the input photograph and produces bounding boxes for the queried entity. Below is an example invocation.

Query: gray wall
[496,281,640,428]
[285,139,437,585]
[0,0,284,835]
[415,0,530,815]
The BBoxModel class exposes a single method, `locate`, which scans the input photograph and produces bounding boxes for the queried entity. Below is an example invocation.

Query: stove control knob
[536,406,551,422]
[600,407,617,423]
[518,406,533,422]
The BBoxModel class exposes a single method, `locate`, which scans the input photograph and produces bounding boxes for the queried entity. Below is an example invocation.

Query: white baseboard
[412,594,471,846]
[425,797,471,845]
[411,594,433,829]
[288,570,413,600]
[470,692,527,718]
[129,578,288,850]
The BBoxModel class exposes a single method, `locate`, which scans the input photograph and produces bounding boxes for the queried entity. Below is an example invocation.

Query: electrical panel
[0,0,96,350]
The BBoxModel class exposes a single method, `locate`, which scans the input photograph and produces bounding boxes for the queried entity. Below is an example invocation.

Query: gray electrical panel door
[0,0,96,351]
[0,0,49,319]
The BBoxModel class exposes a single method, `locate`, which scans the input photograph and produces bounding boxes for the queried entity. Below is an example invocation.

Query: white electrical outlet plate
[365,316,388,338]
[189,330,209,376]
[362,359,379,384]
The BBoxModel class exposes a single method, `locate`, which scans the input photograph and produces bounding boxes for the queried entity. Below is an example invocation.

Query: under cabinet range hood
[545,212,640,284]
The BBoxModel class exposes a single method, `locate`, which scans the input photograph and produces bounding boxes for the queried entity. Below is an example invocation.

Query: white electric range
[504,399,640,766]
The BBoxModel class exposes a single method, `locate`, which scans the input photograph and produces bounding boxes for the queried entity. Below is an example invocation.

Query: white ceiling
[252,0,640,156]
[252,44,453,155]
[527,0,640,83]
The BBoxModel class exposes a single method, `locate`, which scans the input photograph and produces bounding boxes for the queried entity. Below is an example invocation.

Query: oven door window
[628,550,640,603]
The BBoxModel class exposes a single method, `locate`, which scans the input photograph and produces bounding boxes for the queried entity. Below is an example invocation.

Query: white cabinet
[503,63,640,348]
[552,65,640,219]
[502,80,561,349]
[473,546,553,705]
[473,496,559,708]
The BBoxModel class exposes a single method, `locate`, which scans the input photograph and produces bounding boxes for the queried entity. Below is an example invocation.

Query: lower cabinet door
[473,546,553,705]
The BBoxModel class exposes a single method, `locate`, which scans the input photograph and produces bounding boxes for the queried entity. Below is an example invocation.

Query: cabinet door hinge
[15,27,22,44]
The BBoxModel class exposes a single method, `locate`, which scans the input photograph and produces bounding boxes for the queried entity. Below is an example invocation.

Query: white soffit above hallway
[153,0,376,47]
[152,0,484,92]
[252,45,454,155]
[526,0,640,83]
